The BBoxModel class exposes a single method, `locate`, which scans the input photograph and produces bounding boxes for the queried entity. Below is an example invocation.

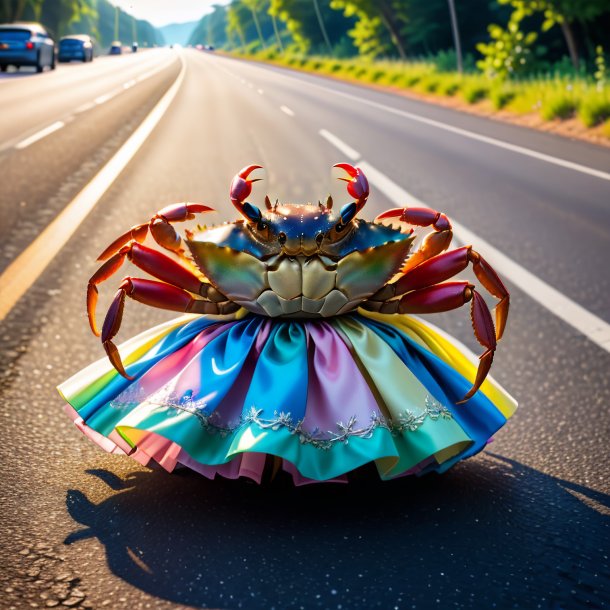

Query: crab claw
[333,163,369,211]
[101,282,134,379]
[230,165,263,204]
[230,164,264,222]
[87,249,130,336]
[157,202,214,222]
[457,290,497,403]
[97,224,149,261]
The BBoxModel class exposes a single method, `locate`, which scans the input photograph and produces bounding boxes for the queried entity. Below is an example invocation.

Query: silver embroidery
[109,386,453,451]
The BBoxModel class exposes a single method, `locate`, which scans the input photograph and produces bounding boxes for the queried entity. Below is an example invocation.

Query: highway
[0,48,608,609]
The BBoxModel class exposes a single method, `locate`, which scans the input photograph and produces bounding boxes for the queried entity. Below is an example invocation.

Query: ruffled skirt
[58,311,516,485]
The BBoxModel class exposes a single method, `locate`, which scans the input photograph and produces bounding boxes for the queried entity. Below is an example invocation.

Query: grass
[236,48,609,138]
[540,93,578,120]
[579,92,610,127]
[489,85,517,109]
[461,78,490,104]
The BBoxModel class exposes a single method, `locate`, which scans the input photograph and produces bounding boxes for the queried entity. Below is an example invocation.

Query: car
[58,34,93,62]
[0,22,55,73]
[109,40,122,55]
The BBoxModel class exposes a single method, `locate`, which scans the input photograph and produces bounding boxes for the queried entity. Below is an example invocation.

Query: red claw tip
[334,164,369,208]
[237,164,263,179]
[375,208,405,221]
[333,163,358,177]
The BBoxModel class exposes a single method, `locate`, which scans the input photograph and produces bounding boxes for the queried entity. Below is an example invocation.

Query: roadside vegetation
[240,47,610,134]
[0,0,163,49]
[188,0,610,140]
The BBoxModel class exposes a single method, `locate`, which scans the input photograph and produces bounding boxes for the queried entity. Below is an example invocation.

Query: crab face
[184,163,414,318]
[187,204,414,319]
[244,203,358,257]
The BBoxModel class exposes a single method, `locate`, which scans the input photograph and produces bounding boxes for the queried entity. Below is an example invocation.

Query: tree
[476,14,538,79]
[330,0,405,58]
[501,0,610,69]
[188,5,229,48]
[0,0,43,22]
[40,0,96,38]
[269,0,353,54]
[226,0,274,51]
[243,0,266,49]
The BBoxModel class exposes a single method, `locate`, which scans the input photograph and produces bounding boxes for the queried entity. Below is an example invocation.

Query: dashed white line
[123,79,136,89]
[94,90,120,105]
[280,105,295,117]
[15,121,65,149]
[0,55,187,322]
[320,130,610,353]
[75,101,96,114]
[319,129,360,161]
[246,62,610,182]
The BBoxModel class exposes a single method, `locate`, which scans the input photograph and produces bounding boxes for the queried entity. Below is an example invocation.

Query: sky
[110,0,231,27]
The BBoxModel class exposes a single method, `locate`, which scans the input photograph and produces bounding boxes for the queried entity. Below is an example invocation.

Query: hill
[159,20,199,46]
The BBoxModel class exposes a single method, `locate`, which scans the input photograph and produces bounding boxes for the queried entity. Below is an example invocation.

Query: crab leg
[102,278,240,378]
[97,202,214,261]
[376,206,453,272]
[87,243,228,336]
[368,246,509,340]
[362,281,497,402]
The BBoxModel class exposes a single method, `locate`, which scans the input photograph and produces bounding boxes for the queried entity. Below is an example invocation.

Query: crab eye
[335,222,345,233]
[315,232,324,246]
[278,232,287,245]
[257,221,267,231]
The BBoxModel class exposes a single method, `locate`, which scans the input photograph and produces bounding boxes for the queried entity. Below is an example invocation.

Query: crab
[88,163,509,403]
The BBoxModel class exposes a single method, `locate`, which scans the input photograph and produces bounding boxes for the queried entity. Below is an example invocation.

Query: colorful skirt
[57,310,517,485]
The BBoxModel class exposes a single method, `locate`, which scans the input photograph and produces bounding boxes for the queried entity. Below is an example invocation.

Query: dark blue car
[58,35,94,63]
[0,22,55,72]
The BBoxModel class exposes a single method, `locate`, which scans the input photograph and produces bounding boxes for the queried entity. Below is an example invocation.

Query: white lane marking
[320,131,610,353]
[94,90,120,105]
[5,56,176,152]
[359,160,610,353]
[0,55,186,323]
[280,105,295,117]
[244,61,610,182]
[15,121,65,149]
[319,129,360,161]
[75,101,96,114]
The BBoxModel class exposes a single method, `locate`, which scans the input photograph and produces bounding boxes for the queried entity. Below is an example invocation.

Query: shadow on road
[64,454,610,609]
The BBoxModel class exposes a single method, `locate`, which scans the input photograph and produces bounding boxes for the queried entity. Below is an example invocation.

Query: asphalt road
[0,48,608,610]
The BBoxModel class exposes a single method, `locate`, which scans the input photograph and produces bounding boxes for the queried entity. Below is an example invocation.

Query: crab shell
[186,203,415,318]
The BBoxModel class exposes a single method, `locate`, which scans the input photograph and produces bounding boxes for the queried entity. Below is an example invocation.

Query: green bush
[462,80,489,104]
[579,95,610,127]
[490,85,517,109]
[326,61,344,74]
[436,75,462,96]
[233,50,609,132]
[417,75,440,93]
[540,93,578,120]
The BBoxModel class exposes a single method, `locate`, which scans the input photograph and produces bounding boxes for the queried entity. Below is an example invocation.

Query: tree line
[189,0,610,76]
[0,0,163,48]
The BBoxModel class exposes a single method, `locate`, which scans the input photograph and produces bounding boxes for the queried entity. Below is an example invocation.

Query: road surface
[0,48,608,610]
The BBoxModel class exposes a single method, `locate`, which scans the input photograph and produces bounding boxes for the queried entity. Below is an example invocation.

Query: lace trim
[110,389,452,451]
